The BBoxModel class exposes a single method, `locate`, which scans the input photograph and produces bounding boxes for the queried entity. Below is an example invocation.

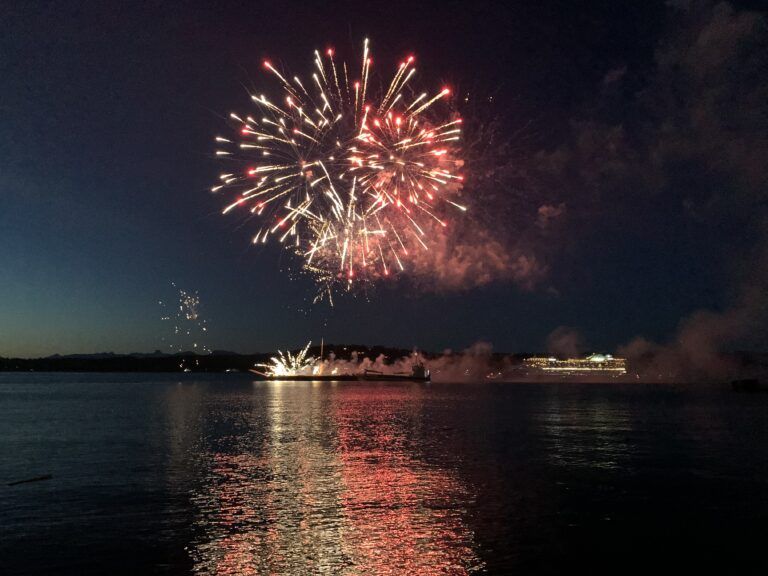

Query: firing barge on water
[252,341,430,382]
[250,363,431,382]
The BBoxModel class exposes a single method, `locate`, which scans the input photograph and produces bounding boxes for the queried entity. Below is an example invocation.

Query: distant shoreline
[3,348,765,382]
[0,345,431,373]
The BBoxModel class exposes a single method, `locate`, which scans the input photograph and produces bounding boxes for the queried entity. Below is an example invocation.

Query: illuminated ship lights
[523,354,627,376]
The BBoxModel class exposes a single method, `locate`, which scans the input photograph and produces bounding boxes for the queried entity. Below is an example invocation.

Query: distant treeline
[0,345,426,373]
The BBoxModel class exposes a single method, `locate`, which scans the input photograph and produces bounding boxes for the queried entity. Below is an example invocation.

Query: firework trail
[213,39,465,297]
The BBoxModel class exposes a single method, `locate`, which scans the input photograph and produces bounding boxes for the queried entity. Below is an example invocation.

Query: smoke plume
[546,326,584,358]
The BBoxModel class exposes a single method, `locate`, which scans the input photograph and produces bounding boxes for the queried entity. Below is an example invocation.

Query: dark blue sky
[2,1,766,357]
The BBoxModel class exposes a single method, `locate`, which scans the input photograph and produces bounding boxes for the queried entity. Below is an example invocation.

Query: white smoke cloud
[536,203,567,230]
[404,224,547,292]
[546,326,584,358]
[315,341,512,382]
[619,231,768,381]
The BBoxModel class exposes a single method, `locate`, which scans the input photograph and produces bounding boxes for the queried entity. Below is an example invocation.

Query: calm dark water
[1,373,768,575]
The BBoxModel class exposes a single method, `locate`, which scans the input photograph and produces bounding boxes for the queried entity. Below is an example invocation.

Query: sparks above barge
[250,364,431,382]
[250,341,431,382]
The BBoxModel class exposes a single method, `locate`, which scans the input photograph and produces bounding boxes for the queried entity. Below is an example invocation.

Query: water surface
[1,373,767,574]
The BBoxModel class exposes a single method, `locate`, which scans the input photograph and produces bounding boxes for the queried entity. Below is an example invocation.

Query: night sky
[2,0,767,357]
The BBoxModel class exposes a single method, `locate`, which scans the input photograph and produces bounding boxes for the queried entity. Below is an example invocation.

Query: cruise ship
[522,354,627,377]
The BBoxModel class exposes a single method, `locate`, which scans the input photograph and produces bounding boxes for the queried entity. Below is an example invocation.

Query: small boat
[251,363,431,382]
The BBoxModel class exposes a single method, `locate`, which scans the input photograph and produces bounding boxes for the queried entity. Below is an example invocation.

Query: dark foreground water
[1,374,768,575]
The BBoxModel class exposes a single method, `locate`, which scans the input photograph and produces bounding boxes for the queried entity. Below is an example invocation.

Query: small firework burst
[159,282,210,356]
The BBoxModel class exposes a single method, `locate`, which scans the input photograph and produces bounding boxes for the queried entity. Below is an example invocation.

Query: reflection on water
[184,382,482,574]
[538,392,634,470]
[4,375,768,575]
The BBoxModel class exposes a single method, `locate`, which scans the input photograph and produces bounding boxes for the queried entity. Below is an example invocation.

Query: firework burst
[255,341,318,377]
[159,283,211,359]
[213,39,465,296]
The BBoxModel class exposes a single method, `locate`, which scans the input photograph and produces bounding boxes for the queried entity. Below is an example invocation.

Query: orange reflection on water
[332,386,482,574]
[337,448,481,574]
[186,382,482,574]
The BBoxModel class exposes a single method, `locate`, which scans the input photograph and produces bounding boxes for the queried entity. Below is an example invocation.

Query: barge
[251,363,431,382]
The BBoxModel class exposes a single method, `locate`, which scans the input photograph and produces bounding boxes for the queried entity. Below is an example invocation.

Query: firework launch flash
[255,341,318,377]
[213,40,465,298]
